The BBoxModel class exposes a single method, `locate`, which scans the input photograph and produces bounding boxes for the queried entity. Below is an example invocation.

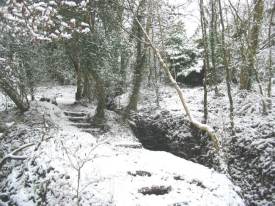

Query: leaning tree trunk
[0,80,29,112]
[135,18,220,150]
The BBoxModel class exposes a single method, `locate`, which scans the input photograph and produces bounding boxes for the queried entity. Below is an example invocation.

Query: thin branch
[0,143,34,170]
[134,13,220,150]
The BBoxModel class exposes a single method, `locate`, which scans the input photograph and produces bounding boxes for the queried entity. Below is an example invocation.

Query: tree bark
[152,28,160,107]
[0,80,29,112]
[217,0,235,131]
[125,0,148,115]
[267,3,275,98]
[65,39,83,101]
[210,0,219,93]
[199,0,209,123]
[240,0,264,90]
[82,70,91,99]
[73,56,83,101]
[126,52,147,112]
[89,70,106,126]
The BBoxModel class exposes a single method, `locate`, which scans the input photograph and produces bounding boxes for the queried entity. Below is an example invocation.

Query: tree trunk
[120,49,129,91]
[210,0,219,93]
[240,0,264,90]
[152,29,160,107]
[126,51,147,112]
[199,0,209,123]
[89,70,106,126]
[0,81,29,112]
[82,70,91,99]
[125,0,148,115]
[217,0,235,131]
[74,58,83,101]
[25,67,35,101]
[267,3,274,98]
[0,113,6,133]
[65,40,83,101]
[153,52,160,107]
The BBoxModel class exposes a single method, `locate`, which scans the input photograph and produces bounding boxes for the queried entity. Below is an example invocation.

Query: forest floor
[0,83,274,206]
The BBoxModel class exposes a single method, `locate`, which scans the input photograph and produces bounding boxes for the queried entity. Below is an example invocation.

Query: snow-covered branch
[134,15,220,151]
[0,143,34,170]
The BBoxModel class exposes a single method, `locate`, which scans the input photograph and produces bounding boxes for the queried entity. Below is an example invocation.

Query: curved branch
[0,143,34,170]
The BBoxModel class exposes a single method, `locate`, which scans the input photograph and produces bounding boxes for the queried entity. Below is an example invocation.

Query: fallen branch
[0,143,34,170]
[134,16,220,151]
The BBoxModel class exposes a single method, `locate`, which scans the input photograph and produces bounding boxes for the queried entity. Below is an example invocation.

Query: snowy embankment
[0,86,244,206]
[119,83,274,206]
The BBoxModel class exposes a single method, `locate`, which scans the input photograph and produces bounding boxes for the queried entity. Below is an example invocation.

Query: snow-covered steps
[64,110,107,135]
[64,111,87,117]
[68,116,89,123]
[115,142,143,149]
[81,128,102,135]
[70,123,92,128]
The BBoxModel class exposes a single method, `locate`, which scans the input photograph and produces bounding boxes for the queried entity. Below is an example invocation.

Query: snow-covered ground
[0,85,245,206]
[115,82,275,205]
[0,92,14,112]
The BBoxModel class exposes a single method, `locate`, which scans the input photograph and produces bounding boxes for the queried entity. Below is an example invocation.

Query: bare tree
[217,0,235,131]
[199,0,210,123]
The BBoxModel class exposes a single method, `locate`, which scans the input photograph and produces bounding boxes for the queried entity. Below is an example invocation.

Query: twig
[0,143,34,170]
[34,113,49,151]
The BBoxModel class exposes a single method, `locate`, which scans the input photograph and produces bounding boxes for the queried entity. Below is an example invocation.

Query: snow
[61,32,72,39]
[178,59,203,77]
[0,92,14,111]
[70,18,76,25]
[61,21,69,28]
[92,150,243,206]
[5,122,15,128]
[5,79,273,205]
[81,27,90,34]
[81,22,89,27]
[168,0,200,38]
[135,82,275,205]
[7,127,243,205]
[49,33,58,39]
[0,85,245,206]
[62,1,77,7]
